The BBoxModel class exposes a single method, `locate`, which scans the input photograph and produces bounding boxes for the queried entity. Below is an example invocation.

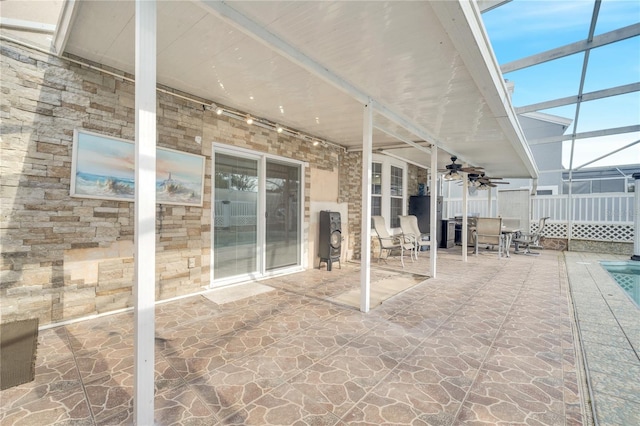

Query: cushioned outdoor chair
[473,217,504,257]
[399,215,429,258]
[372,216,414,267]
[513,217,549,255]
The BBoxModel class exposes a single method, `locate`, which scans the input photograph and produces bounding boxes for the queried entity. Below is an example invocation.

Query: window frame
[371,154,408,230]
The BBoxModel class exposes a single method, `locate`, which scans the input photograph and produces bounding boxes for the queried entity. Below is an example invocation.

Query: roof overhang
[56,0,538,179]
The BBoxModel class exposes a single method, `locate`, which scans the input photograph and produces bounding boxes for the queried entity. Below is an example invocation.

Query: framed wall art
[71,129,205,206]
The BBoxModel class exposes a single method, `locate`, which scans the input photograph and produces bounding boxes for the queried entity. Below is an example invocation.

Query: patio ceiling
[56,0,538,179]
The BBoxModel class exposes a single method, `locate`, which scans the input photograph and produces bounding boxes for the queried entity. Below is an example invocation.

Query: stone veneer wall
[568,240,633,256]
[0,41,344,326]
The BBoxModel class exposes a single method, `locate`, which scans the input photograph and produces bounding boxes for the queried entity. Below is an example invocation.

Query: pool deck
[564,251,640,425]
[0,248,638,425]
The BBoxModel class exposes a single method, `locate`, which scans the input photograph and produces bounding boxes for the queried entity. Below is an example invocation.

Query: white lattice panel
[572,223,634,242]
[530,221,634,242]
[533,221,567,238]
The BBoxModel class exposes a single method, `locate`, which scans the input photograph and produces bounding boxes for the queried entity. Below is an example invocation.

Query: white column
[430,147,438,277]
[360,101,373,312]
[488,188,493,216]
[134,1,156,424]
[632,172,640,261]
[462,172,468,262]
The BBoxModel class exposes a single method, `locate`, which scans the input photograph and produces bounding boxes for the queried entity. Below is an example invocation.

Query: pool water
[600,261,640,307]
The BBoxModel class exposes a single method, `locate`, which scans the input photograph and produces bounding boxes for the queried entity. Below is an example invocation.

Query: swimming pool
[600,261,640,307]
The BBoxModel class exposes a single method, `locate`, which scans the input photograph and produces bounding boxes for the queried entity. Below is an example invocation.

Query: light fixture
[276,124,284,133]
[313,140,320,146]
[468,173,480,187]
[215,106,223,115]
[443,170,462,181]
[245,115,253,125]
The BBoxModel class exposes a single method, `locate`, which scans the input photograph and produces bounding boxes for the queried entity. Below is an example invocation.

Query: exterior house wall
[0,41,349,326]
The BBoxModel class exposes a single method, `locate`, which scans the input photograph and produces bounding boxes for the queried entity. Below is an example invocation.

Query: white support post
[462,171,468,262]
[360,101,373,312]
[134,1,156,424]
[632,172,640,261]
[430,147,438,277]
[488,188,493,216]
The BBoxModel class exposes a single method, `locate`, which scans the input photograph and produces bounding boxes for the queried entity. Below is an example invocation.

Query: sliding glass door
[265,160,300,270]
[212,148,302,284]
[213,153,259,280]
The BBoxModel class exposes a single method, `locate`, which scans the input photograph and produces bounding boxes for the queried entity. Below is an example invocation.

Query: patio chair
[473,217,504,257]
[372,216,414,267]
[399,215,429,258]
[513,217,549,255]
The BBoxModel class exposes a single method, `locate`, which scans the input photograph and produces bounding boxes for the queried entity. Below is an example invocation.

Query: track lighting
[205,99,341,150]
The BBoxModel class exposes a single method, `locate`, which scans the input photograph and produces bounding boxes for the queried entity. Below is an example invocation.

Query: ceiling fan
[439,156,484,181]
[469,173,509,190]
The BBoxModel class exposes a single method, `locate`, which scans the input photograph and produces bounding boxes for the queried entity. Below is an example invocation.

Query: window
[370,155,407,229]
[390,166,403,228]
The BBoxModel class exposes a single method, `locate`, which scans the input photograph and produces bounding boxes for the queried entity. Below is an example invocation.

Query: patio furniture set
[372,215,549,266]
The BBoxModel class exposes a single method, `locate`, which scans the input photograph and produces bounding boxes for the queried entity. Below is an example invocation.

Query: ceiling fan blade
[460,167,484,173]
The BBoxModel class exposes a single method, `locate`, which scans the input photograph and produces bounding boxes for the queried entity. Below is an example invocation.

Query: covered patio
[0,249,603,425]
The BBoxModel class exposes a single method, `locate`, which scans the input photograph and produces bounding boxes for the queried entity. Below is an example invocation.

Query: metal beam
[52,0,79,55]
[197,0,446,153]
[501,22,640,74]
[374,125,432,155]
[360,102,373,313]
[568,0,602,246]
[430,146,438,277]
[528,125,640,145]
[0,17,56,34]
[515,82,640,114]
[478,0,513,13]
[134,0,156,424]
[575,139,640,170]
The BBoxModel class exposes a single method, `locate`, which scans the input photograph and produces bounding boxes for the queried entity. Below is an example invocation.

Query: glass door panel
[213,153,258,280]
[265,160,300,270]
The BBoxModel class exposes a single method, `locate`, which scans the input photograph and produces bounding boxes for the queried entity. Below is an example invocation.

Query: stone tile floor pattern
[564,252,640,426]
[1,249,595,425]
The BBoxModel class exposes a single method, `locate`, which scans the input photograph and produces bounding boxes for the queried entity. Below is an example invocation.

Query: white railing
[444,192,634,243]
[532,193,634,223]
[443,199,496,219]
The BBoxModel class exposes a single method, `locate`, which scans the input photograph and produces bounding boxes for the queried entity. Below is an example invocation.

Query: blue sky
[482,0,640,169]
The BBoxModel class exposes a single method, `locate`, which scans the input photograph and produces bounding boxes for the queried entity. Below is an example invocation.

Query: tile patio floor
[1,248,604,425]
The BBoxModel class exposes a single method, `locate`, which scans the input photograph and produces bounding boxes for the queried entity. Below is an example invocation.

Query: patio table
[501,227,520,258]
